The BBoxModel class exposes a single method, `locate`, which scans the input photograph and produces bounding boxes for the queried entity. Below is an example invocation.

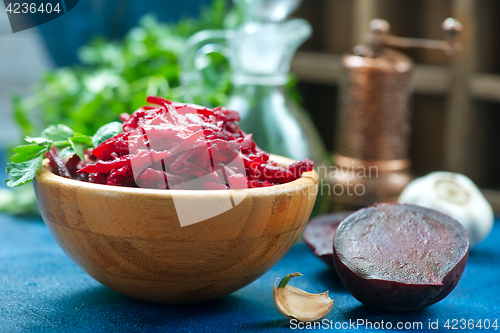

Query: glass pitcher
[179,0,327,166]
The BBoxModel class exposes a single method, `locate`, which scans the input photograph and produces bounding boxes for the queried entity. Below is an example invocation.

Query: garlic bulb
[273,272,333,322]
[398,171,494,247]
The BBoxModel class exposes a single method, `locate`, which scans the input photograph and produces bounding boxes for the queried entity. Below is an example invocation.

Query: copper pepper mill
[331,18,462,209]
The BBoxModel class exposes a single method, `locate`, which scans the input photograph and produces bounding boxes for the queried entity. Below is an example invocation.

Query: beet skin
[333,203,469,312]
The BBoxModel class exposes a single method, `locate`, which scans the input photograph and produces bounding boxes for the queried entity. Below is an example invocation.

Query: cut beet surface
[333,203,469,312]
[303,212,354,268]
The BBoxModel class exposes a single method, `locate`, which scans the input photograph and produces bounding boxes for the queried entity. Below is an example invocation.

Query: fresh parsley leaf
[5,155,45,188]
[6,125,94,188]
[11,144,50,163]
[70,133,93,145]
[41,124,75,141]
[12,94,34,135]
[69,139,85,160]
[69,133,93,160]
[59,147,76,159]
[93,121,122,147]
[25,136,52,145]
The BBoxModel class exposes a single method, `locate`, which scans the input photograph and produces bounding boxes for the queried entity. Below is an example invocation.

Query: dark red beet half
[333,203,469,312]
[303,212,354,267]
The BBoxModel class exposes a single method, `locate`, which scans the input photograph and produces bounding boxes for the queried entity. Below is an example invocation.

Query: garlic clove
[398,171,494,247]
[273,272,333,322]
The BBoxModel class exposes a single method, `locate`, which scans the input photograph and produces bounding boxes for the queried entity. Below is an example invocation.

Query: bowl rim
[35,154,319,198]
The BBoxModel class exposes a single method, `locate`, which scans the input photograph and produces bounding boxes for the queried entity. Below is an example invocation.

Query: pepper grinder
[331,18,462,209]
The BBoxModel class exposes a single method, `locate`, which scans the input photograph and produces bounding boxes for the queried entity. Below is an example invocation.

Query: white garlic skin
[398,171,494,247]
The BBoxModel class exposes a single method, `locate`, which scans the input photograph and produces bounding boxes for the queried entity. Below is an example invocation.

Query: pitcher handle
[179,29,233,103]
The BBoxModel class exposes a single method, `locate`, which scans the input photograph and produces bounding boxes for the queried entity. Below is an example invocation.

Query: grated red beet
[45,146,71,179]
[75,96,314,189]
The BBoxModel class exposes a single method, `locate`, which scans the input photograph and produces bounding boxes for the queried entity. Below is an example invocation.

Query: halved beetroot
[333,203,469,312]
[303,212,353,267]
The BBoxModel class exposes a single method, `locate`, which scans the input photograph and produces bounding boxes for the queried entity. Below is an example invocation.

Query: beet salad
[44,96,314,190]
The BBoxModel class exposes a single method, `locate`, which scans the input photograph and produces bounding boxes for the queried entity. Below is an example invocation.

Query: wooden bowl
[33,155,318,303]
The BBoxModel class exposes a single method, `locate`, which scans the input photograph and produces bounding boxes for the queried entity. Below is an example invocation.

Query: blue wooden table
[0,211,499,332]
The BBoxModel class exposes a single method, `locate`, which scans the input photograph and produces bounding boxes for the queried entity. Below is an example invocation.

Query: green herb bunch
[3,0,239,215]
[3,0,302,215]
[14,0,238,138]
